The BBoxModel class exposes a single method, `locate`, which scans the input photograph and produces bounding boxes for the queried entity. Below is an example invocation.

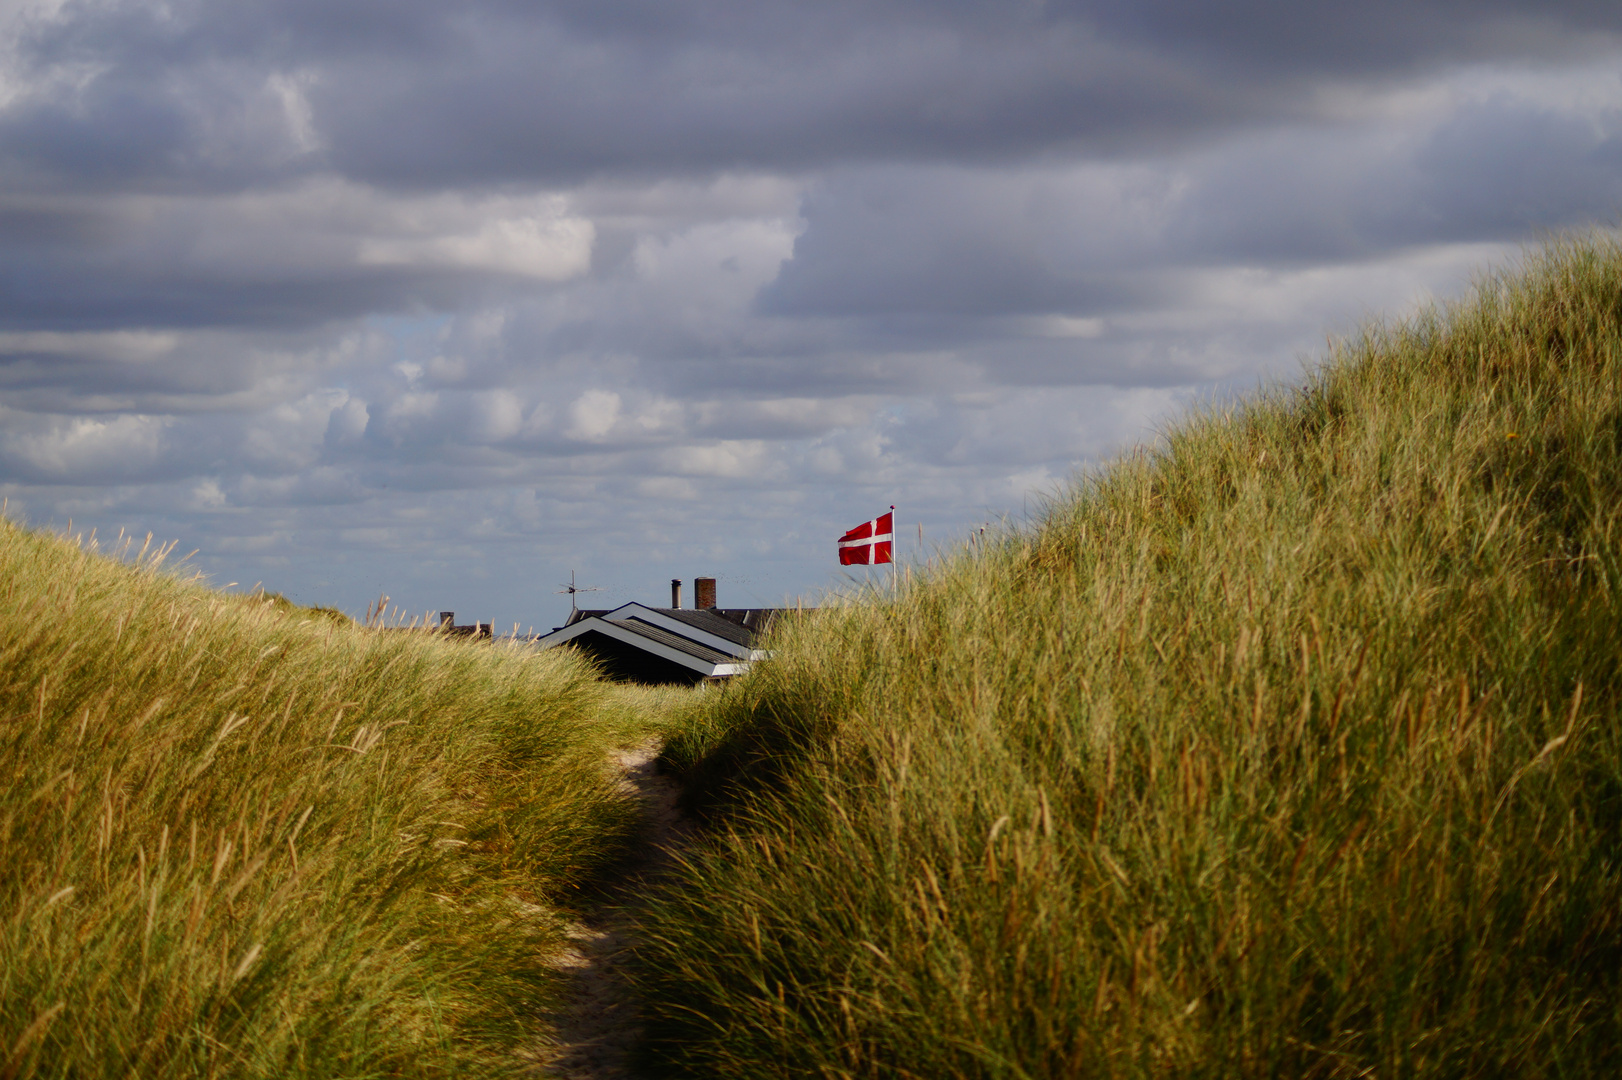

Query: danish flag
[838,508,894,565]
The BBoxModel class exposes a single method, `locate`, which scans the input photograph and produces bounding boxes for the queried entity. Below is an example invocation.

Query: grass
[634,235,1622,1078]
[0,525,661,1077]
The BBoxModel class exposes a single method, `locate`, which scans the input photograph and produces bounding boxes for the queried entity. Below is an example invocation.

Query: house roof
[565,606,782,639]
[651,608,761,647]
[538,602,798,684]
[601,620,730,664]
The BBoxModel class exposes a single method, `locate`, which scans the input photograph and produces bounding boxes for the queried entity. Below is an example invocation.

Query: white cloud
[241,390,352,471]
[663,440,774,478]
[1,414,170,480]
[636,476,699,499]
[268,71,322,154]
[565,389,622,441]
[1027,316,1106,339]
[0,330,181,359]
[360,212,595,280]
[325,395,370,445]
[470,390,523,443]
[191,478,228,509]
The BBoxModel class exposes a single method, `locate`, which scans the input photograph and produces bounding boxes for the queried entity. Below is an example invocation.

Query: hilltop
[0,524,666,1077]
[635,237,1622,1078]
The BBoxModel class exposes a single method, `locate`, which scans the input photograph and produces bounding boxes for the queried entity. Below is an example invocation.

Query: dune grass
[636,236,1622,1078]
[0,524,656,1077]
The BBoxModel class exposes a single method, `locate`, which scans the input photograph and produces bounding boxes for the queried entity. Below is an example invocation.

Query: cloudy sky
[2,0,1620,629]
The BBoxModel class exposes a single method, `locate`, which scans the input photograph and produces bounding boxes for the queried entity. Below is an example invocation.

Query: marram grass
[638,236,1622,1078]
[0,525,653,1077]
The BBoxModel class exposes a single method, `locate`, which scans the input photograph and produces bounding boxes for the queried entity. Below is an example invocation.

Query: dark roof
[565,605,791,643]
[557,626,716,686]
[657,608,758,646]
[605,619,737,664]
[538,601,815,686]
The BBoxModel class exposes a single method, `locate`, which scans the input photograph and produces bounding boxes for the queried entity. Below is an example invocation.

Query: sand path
[526,742,693,1079]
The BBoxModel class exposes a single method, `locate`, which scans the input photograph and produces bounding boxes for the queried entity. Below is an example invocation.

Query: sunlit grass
[636,235,1622,1078]
[0,524,659,1077]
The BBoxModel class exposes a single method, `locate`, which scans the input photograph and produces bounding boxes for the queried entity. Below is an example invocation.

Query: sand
[527,742,694,1079]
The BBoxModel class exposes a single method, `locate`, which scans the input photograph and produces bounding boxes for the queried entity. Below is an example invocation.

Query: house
[435,612,492,638]
[531,576,794,685]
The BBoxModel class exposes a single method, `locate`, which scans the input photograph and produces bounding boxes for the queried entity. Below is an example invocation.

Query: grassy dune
[637,237,1622,1078]
[0,525,651,1077]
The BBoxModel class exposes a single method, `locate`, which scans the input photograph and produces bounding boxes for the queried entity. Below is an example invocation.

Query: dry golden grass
[637,236,1622,1078]
[0,523,658,1077]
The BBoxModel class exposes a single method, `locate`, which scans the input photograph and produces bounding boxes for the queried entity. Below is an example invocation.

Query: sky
[2,0,1620,630]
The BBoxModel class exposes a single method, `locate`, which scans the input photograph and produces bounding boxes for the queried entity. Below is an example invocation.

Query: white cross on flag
[838,509,894,565]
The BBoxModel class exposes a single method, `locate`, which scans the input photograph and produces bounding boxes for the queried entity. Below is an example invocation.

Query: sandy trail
[525,742,693,1079]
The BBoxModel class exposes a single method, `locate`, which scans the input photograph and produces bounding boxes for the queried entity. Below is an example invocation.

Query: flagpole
[836,507,898,595]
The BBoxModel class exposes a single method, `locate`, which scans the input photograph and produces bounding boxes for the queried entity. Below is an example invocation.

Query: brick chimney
[439,611,454,630]
[695,576,717,610]
[670,579,682,609]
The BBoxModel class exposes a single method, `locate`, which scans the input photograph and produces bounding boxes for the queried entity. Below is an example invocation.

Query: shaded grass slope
[0,526,645,1077]
[638,237,1622,1078]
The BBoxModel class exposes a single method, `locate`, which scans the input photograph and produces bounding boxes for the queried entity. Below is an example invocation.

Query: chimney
[439,611,454,630]
[695,576,717,610]
[670,579,682,609]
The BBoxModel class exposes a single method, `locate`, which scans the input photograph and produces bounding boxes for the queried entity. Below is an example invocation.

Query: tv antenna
[556,570,601,613]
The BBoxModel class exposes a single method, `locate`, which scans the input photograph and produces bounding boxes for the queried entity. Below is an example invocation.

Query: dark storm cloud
[4,0,1619,195]
[757,166,1171,319]
[2,0,1616,343]
[0,258,422,330]
[315,23,1195,188]
[0,184,595,331]
[0,324,373,413]
[1083,0,1622,73]
[1403,95,1622,240]
[756,87,1622,324]
[1170,95,1622,264]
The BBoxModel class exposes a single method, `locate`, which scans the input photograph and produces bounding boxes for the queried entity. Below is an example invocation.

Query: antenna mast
[556,570,601,613]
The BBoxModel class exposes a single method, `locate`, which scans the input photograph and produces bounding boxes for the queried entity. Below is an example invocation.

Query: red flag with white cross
[838,508,894,565]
